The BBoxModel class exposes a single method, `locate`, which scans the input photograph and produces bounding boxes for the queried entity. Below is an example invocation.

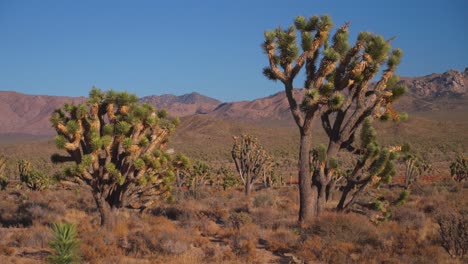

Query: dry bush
[252,192,275,208]
[392,206,427,229]
[436,209,468,259]
[79,227,122,261]
[0,245,16,256]
[7,226,51,248]
[228,212,252,230]
[198,218,220,237]
[304,212,382,249]
[262,227,298,254]
[251,207,281,229]
[126,216,193,257]
[294,235,322,262]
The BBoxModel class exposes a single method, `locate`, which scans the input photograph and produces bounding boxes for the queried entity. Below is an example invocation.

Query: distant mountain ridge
[140,92,221,116]
[0,68,466,135]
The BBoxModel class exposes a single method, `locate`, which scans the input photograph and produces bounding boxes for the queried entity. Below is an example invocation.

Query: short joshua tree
[50,88,180,226]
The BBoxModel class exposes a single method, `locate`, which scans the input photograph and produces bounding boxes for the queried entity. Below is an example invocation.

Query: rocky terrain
[0,68,466,135]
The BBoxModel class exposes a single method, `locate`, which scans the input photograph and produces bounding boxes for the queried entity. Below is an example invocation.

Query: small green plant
[0,155,9,190]
[218,166,240,190]
[18,159,49,191]
[395,190,410,206]
[370,200,384,211]
[48,222,81,264]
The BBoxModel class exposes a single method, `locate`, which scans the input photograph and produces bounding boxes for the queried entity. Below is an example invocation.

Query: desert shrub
[303,213,382,249]
[48,222,81,264]
[126,216,192,256]
[0,245,15,256]
[370,200,385,211]
[392,206,426,229]
[0,177,8,191]
[185,188,210,200]
[228,212,252,230]
[394,190,410,205]
[7,226,51,248]
[251,207,280,229]
[253,192,274,208]
[436,209,468,258]
[434,178,460,193]
[199,218,220,237]
[295,235,322,262]
[263,228,298,254]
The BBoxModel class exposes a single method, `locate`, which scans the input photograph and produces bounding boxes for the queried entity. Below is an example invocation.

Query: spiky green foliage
[399,145,432,188]
[0,155,9,190]
[186,161,211,190]
[18,159,49,191]
[218,166,240,190]
[50,88,180,225]
[450,155,468,182]
[262,13,408,219]
[395,190,410,206]
[232,135,272,195]
[48,223,80,264]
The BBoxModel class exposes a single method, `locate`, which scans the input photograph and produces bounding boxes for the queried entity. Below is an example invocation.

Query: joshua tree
[231,134,272,195]
[262,14,406,221]
[450,155,467,182]
[399,144,431,189]
[50,88,179,226]
[173,153,191,189]
[18,159,49,191]
[186,161,211,190]
[0,155,8,190]
[217,166,240,190]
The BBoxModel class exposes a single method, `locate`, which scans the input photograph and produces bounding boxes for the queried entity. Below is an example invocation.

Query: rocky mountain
[402,68,467,98]
[208,89,303,121]
[0,68,465,135]
[211,68,467,120]
[0,91,86,135]
[140,92,221,116]
[0,91,221,135]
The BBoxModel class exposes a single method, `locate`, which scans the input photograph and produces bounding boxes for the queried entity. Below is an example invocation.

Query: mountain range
[0,68,466,136]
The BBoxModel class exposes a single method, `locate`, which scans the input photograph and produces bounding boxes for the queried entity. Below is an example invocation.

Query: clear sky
[1,0,466,102]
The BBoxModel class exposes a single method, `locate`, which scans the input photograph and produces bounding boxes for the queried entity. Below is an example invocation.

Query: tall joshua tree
[50,88,179,226]
[262,15,407,222]
[232,135,272,195]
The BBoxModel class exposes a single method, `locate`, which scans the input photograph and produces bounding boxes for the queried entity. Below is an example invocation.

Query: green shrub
[370,200,384,211]
[48,222,81,264]
[395,190,410,206]
[21,170,50,191]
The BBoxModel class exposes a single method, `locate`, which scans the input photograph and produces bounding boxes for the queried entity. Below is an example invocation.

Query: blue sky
[1,0,466,102]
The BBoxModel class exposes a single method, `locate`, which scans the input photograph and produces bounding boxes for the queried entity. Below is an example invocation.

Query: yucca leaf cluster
[50,88,180,211]
[48,223,80,264]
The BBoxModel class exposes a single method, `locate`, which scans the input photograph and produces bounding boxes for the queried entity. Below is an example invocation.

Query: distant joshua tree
[262,14,407,222]
[0,155,8,190]
[50,88,180,226]
[231,135,272,195]
[450,155,467,182]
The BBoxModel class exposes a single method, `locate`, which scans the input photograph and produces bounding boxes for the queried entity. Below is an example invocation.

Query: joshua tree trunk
[93,192,112,227]
[298,131,317,222]
[336,182,353,211]
[245,179,252,195]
